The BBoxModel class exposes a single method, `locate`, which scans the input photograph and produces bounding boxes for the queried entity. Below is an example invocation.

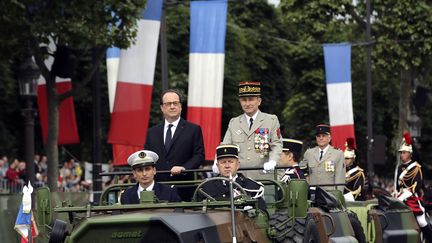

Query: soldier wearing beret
[279,138,305,183]
[121,150,181,204]
[300,124,345,192]
[219,81,282,180]
[343,138,365,202]
[200,144,267,214]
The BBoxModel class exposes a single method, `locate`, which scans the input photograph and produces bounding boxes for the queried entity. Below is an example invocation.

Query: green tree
[0,0,146,190]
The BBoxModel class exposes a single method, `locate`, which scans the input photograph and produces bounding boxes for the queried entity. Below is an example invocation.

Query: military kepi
[238,81,261,97]
[216,144,239,159]
[282,139,303,155]
[127,150,159,169]
[316,124,330,135]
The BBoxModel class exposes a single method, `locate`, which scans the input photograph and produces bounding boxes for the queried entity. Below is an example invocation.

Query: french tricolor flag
[106,46,140,165]
[323,43,356,149]
[37,42,79,145]
[187,0,228,160]
[108,0,163,165]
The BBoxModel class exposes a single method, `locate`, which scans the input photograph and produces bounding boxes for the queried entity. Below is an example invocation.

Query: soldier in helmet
[121,150,181,204]
[200,144,267,213]
[343,138,365,202]
[394,132,432,241]
[218,81,283,180]
[279,138,305,183]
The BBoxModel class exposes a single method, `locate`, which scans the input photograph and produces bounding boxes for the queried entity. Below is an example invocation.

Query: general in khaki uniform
[300,124,345,192]
[222,81,282,180]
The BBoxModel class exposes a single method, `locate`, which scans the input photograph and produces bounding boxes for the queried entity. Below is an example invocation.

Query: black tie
[249,117,254,130]
[319,150,323,160]
[165,124,173,151]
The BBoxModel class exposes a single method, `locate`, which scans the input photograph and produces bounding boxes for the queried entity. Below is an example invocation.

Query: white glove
[344,192,355,202]
[263,160,277,171]
[212,159,219,174]
[397,189,413,201]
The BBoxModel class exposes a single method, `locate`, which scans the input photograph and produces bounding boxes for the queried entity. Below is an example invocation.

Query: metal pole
[92,48,103,204]
[366,0,374,192]
[160,0,169,91]
[229,173,237,243]
[23,99,36,187]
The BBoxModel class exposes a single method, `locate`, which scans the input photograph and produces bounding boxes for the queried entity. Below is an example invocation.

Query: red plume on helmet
[346,137,356,150]
[403,131,412,145]
[399,131,413,153]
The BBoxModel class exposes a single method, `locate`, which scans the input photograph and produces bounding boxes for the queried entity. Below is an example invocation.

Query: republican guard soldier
[343,138,365,201]
[394,132,432,241]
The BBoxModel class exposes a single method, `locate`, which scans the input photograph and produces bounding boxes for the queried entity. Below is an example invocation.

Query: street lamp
[18,57,41,187]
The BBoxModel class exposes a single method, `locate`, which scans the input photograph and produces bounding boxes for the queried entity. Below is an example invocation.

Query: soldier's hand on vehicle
[171,166,185,175]
[263,160,276,171]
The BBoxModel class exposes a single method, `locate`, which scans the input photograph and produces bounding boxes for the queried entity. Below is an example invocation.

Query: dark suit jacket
[120,182,181,204]
[144,118,205,181]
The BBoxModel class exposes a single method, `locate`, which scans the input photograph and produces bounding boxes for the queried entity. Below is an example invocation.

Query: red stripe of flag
[187,107,222,160]
[330,124,356,150]
[37,81,79,145]
[108,82,152,146]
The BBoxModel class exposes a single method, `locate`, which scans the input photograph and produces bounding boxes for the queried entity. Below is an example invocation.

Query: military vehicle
[34,168,420,243]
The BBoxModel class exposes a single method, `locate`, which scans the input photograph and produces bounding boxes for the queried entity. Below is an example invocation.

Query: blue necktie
[165,124,173,151]
[319,150,323,160]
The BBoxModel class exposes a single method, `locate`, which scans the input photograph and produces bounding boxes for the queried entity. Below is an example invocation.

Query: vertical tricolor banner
[108,0,163,165]
[323,43,356,150]
[188,0,227,160]
[37,42,79,145]
[107,46,140,165]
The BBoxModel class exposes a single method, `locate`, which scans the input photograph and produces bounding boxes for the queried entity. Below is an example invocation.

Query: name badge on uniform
[325,161,335,172]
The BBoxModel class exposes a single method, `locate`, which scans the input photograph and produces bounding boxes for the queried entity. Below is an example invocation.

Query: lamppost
[18,57,41,187]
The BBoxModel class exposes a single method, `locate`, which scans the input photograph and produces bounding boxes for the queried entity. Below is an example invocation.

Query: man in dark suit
[121,150,181,204]
[144,89,205,201]
[198,144,267,214]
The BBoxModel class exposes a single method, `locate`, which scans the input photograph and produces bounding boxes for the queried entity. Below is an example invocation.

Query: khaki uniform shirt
[222,111,282,179]
[300,145,345,191]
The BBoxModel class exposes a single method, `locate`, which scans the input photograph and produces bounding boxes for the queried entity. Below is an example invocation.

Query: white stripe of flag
[188,0,227,160]
[323,43,356,149]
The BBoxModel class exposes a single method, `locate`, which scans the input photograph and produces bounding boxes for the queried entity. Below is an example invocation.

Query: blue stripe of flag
[323,43,351,84]
[107,46,120,58]
[142,0,163,21]
[190,0,227,53]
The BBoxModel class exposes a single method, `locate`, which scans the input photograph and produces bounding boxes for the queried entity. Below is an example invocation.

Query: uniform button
[223,194,226,197]
[248,138,251,141]
[247,157,250,160]
[248,147,251,151]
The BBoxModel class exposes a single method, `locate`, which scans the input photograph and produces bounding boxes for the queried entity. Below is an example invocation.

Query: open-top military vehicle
[34,168,420,243]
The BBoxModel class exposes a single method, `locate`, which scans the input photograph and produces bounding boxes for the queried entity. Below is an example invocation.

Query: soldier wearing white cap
[394,132,432,241]
[120,150,181,204]
[343,138,365,202]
